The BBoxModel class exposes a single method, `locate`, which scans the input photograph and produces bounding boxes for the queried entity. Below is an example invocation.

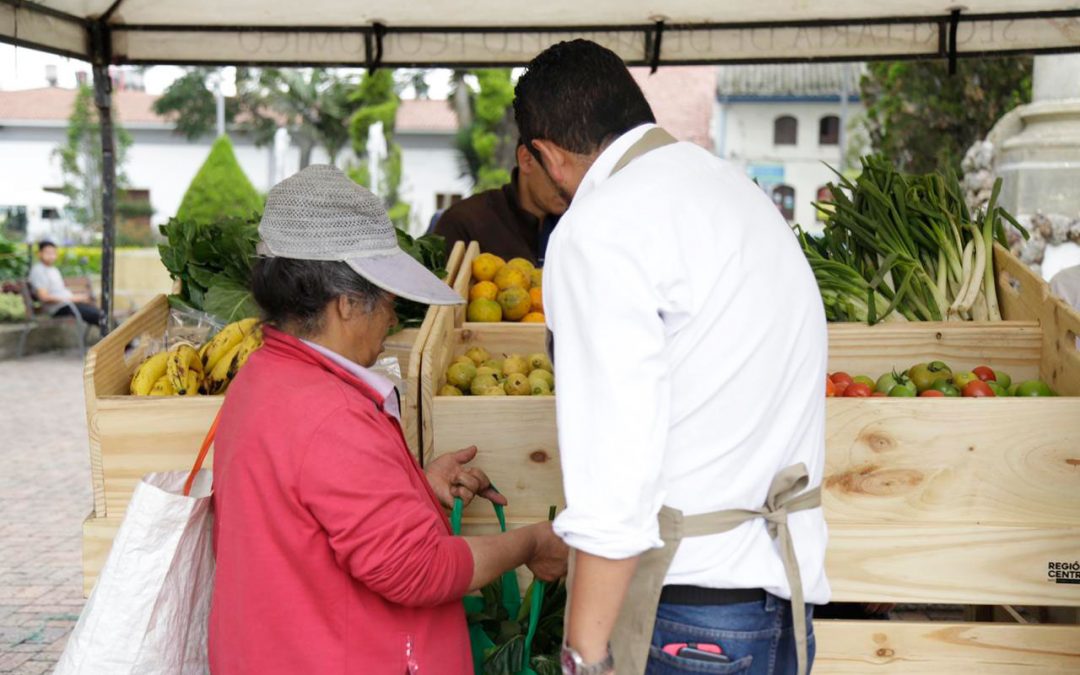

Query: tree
[452,69,517,192]
[54,83,132,231]
[154,67,357,168]
[347,70,410,226]
[860,58,1033,174]
[254,68,359,168]
[176,136,263,223]
[152,67,241,141]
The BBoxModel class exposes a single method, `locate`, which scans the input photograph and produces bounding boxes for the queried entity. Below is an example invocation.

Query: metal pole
[91,23,116,335]
[215,74,226,137]
[838,63,850,174]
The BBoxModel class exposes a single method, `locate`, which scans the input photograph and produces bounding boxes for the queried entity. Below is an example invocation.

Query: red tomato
[871,391,888,397]
[920,389,945,397]
[825,377,836,397]
[962,380,995,397]
[973,366,996,382]
[830,372,854,387]
[834,381,850,396]
[844,382,873,397]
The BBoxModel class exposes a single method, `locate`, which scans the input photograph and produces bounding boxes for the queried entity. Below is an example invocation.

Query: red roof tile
[0,87,166,124]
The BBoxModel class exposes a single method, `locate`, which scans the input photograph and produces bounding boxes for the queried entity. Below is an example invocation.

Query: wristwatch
[561,644,614,675]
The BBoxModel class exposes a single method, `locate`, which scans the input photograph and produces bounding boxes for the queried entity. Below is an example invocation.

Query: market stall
[3,1,1080,672]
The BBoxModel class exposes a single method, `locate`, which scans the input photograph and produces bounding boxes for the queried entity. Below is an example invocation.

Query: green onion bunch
[798,155,1027,325]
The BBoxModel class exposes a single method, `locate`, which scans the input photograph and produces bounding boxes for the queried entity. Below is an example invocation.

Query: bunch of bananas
[130,317,263,396]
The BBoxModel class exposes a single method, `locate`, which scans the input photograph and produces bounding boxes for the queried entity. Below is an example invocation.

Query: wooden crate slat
[431,395,562,519]
[814,620,1080,673]
[827,523,1080,606]
[97,396,221,516]
[827,321,1042,381]
[825,398,1080,527]
[82,513,121,596]
[83,295,171,515]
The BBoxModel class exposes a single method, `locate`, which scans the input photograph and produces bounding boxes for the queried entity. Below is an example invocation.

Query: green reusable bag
[451,498,545,675]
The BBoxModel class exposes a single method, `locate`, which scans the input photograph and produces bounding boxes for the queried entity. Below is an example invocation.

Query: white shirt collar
[300,338,400,420]
[572,123,657,204]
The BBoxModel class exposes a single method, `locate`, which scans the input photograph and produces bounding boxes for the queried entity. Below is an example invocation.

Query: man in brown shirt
[434,142,567,265]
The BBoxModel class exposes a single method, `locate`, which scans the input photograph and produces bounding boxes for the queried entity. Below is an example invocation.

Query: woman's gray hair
[251,257,387,336]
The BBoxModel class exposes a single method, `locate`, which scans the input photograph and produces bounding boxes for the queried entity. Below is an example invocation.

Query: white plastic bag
[56,467,215,674]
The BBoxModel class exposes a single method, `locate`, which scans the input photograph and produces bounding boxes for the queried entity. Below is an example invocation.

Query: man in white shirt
[28,240,101,325]
[515,41,829,675]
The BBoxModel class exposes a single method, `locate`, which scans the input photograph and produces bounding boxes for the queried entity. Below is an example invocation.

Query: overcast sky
[0,44,454,98]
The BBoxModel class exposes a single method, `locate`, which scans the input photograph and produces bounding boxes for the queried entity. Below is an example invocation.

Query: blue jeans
[646,594,815,674]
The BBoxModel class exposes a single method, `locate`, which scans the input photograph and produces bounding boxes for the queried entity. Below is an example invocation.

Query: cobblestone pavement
[0,351,91,674]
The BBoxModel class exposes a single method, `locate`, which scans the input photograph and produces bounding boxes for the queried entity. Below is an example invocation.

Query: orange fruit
[529,287,544,313]
[467,298,502,322]
[506,257,536,276]
[530,268,543,289]
[494,265,531,291]
[496,287,531,321]
[521,312,546,323]
[469,280,499,302]
[472,253,505,282]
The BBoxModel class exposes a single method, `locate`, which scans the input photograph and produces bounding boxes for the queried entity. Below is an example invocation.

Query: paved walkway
[0,351,91,674]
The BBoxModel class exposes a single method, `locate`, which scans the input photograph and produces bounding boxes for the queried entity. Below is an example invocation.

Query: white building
[0,63,727,245]
[714,64,864,231]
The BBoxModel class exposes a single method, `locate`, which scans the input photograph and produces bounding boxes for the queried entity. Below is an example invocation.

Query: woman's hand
[425,446,507,510]
[525,522,569,582]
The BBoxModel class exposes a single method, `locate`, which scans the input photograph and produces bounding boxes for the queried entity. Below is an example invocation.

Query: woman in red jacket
[208,165,567,674]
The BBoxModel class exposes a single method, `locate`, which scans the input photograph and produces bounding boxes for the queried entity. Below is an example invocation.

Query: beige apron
[563,128,821,675]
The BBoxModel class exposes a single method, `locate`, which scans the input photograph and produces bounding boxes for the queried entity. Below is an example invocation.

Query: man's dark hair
[514,40,655,156]
[38,240,57,252]
[251,257,386,337]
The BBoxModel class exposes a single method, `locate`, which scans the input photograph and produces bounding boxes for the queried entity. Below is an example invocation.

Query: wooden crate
[422,243,1080,670]
[80,241,465,592]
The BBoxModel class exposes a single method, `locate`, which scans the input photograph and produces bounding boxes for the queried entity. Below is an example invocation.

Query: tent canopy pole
[90,20,116,336]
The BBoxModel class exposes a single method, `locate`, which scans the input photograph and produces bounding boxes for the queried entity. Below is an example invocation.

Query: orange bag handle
[183,408,223,497]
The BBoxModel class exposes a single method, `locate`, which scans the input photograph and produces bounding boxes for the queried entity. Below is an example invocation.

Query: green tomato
[931,380,961,397]
[908,361,953,392]
[853,375,876,389]
[987,381,1009,397]
[888,385,917,397]
[876,371,915,395]
[1016,380,1053,397]
[995,371,1012,390]
[953,371,979,390]
[1008,382,1021,396]
[875,373,899,394]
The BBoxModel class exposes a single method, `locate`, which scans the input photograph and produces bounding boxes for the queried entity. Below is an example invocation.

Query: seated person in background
[434,141,568,265]
[28,240,101,326]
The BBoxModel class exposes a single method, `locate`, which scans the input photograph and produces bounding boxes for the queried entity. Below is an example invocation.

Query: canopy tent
[2,0,1079,333]
[3,1,1080,68]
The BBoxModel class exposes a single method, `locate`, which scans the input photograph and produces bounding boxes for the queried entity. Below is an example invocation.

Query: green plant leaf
[204,279,259,323]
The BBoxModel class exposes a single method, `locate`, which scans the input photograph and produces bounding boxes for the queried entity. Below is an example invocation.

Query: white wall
[721,100,850,231]
[1,121,474,241]
[123,128,275,224]
[398,132,473,237]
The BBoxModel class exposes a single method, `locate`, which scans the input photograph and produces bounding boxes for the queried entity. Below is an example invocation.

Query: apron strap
[678,463,820,675]
[609,127,678,176]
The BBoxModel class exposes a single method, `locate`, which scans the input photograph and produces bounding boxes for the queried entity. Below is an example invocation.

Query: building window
[436,193,463,210]
[815,186,834,222]
[819,116,840,145]
[771,184,796,222]
[774,116,798,146]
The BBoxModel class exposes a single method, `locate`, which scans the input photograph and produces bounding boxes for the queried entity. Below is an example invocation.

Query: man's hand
[425,446,507,510]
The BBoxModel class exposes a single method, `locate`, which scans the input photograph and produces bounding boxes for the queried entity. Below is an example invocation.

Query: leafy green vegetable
[393,228,447,331]
[800,155,1028,324]
[158,216,260,323]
